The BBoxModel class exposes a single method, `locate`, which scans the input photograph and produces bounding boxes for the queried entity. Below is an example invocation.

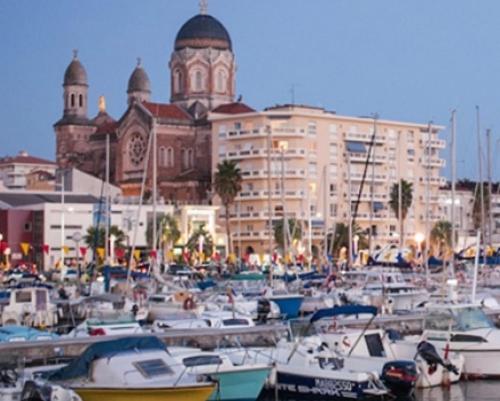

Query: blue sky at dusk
[1,0,500,180]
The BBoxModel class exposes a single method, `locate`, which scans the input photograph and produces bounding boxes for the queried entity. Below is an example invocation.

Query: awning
[345,141,367,153]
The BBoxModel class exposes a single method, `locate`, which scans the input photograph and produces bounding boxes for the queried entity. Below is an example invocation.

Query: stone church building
[54,8,253,204]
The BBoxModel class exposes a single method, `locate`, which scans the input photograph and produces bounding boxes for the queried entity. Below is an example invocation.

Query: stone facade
[54,11,236,205]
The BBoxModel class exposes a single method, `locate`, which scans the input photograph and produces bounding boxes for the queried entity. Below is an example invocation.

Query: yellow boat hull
[74,384,215,401]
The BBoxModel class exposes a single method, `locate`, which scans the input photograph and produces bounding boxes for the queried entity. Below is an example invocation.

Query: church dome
[127,61,151,94]
[175,14,232,51]
[63,52,88,86]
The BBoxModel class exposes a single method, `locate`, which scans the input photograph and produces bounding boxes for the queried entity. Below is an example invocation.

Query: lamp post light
[353,234,360,266]
[414,232,425,267]
[109,234,117,265]
[72,231,82,282]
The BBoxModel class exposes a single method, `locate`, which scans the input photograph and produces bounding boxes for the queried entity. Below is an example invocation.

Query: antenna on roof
[137,57,142,67]
[199,0,208,15]
[73,49,78,59]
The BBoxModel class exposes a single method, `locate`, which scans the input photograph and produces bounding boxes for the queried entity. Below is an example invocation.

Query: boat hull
[74,385,215,401]
[268,295,304,319]
[208,366,271,401]
[273,365,386,400]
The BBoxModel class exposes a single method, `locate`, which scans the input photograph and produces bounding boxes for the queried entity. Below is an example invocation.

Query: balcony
[223,147,307,161]
[354,212,390,221]
[345,172,387,182]
[419,157,446,168]
[348,153,386,164]
[236,189,305,201]
[420,176,447,186]
[344,131,387,144]
[240,169,306,179]
[225,127,306,140]
[419,138,446,149]
[350,192,388,202]
[229,210,301,221]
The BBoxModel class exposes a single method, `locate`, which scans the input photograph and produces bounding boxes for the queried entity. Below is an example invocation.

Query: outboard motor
[381,360,417,397]
[256,298,271,324]
[417,341,459,375]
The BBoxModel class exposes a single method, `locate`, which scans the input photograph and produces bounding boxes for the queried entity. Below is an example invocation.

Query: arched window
[167,147,174,167]
[193,70,204,91]
[173,69,183,93]
[79,94,83,107]
[216,69,227,92]
[180,148,186,170]
[71,93,75,107]
[187,148,194,167]
[159,146,167,167]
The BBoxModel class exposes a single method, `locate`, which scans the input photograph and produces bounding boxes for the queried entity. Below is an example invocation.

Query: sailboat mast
[152,118,158,262]
[347,152,353,268]
[486,128,493,246]
[424,121,432,283]
[476,106,486,246]
[368,114,378,255]
[266,124,273,285]
[105,133,110,263]
[450,110,456,276]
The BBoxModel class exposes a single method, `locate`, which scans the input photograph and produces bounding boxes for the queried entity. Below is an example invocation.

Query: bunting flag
[133,249,141,261]
[63,245,70,255]
[42,244,50,254]
[115,248,125,259]
[96,247,105,260]
[20,242,30,256]
[149,250,157,259]
[79,247,88,257]
[166,250,174,261]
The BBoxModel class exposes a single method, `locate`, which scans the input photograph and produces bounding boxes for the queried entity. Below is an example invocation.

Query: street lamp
[414,232,425,266]
[72,231,82,282]
[109,234,117,265]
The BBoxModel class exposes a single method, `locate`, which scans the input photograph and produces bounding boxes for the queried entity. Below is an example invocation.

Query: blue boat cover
[310,304,378,323]
[48,336,165,381]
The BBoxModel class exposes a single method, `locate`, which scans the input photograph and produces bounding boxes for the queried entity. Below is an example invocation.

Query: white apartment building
[0,151,56,190]
[210,104,446,256]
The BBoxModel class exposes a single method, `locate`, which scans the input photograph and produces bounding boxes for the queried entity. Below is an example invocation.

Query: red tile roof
[0,154,56,166]
[143,102,192,121]
[212,102,255,114]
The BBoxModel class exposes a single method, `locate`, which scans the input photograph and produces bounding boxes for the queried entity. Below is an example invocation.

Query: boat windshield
[452,307,494,331]
[288,319,318,339]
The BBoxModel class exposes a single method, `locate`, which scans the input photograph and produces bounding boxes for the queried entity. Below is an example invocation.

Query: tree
[326,223,368,259]
[187,224,214,257]
[430,220,453,258]
[213,160,242,256]
[472,182,490,231]
[273,218,302,252]
[146,214,180,250]
[84,225,126,248]
[389,179,413,245]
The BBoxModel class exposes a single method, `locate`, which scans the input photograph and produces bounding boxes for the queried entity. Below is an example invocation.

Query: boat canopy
[310,305,378,323]
[48,336,166,381]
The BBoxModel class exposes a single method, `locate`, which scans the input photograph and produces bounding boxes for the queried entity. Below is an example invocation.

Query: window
[16,291,32,303]
[187,148,194,167]
[234,122,242,130]
[329,183,337,194]
[159,147,167,167]
[329,203,337,217]
[307,121,317,136]
[222,318,251,326]
[181,148,186,169]
[407,149,415,156]
[193,69,204,91]
[24,222,32,232]
[167,147,174,167]
[216,69,227,92]
[183,355,223,368]
[134,359,173,378]
[71,93,75,107]
[329,124,337,134]
[173,69,183,93]
[218,144,226,157]
[79,94,83,107]
[308,162,317,176]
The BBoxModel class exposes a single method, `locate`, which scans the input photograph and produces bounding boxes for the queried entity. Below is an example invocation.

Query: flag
[149,250,157,259]
[79,247,88,257]
[63,246,70,255]
[96,247,105,260]
[42,244,50,254]
[115,248,125,259]
[20,242,30,256]
[133,249,141,260]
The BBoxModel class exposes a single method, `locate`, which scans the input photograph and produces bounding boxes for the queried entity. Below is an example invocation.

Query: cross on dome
[199,0,208,15]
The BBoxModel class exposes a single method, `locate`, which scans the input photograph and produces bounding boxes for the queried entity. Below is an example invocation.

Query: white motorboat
[46,336,215,401]
[341,268,428,312]
[307,305,463,388]
[419,302,500,378]
[65,311,144,337]
[170,347,271,401]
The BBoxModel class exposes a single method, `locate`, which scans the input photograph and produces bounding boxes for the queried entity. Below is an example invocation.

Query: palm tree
[326,223,368,259]
[389,179,413,245]
[273,218,302,252]
[430,220,453,258]
[146,214,181,260]
[214,160,242,256]
[187,224,214,258]
[84,225,125,248]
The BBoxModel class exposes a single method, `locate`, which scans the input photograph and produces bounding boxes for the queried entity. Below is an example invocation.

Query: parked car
[2,269,44,286]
